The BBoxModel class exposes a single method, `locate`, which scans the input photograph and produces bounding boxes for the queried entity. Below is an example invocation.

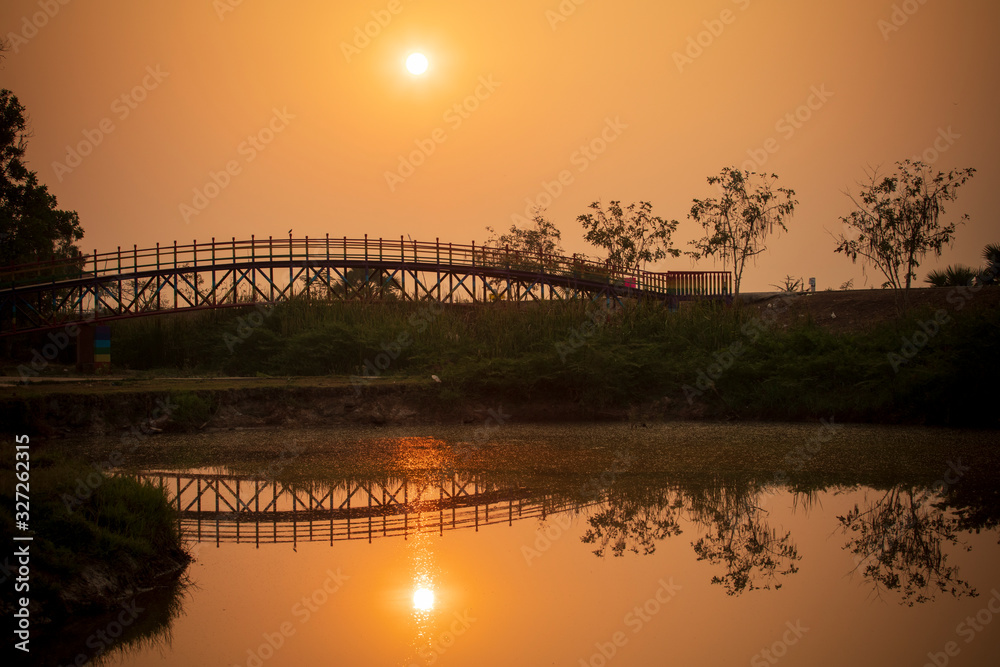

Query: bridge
[0,235,732,336]
[134,470,584,548]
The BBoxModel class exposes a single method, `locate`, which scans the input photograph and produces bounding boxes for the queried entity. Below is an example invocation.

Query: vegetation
[978,243,1000,286]
[688,168,797,295]
[834,160,976,306]
[577,200,681,274]
[92,293,1000,427]
[1,43,84,269]
[485,208,564,256]
[771,275,809,293]
[925,264,977,287]
[0,449,189,620]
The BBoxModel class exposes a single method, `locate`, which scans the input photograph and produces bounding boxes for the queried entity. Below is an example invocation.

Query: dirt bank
[0,379,633,438]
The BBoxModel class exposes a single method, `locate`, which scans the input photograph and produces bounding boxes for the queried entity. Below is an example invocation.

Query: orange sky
[2,0,997,291]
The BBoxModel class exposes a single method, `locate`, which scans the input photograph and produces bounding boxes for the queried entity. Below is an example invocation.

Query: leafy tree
[834,160,975,307]
[485,208,563,257]
[925,264,976,288]
[1,86,84,268]
[688,167,797,295]
[577,200,680,275]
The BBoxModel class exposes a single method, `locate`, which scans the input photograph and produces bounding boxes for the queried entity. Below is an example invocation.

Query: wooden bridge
[134,470,583,548]
[0,235,732,336]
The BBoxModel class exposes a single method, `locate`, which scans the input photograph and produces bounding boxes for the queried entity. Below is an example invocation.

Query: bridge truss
[133,470,583,548]
[1,235,732,336]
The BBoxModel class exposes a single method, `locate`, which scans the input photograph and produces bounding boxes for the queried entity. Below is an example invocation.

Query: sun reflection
[413,587,435,611]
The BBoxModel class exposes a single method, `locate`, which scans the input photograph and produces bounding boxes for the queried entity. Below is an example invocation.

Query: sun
[412,587,435,611]
[406,52,429,76]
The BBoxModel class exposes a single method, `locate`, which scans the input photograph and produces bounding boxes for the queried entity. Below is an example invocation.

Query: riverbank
[0,449,190,627]
[2,287,998,430]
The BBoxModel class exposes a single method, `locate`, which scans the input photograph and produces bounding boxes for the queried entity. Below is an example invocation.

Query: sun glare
[413,587,435,611]
[406,52,429,75]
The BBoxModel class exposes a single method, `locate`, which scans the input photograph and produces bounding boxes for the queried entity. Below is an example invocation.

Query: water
[44,423,1000,666]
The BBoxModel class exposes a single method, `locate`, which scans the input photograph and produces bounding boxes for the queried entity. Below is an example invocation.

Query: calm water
[44,424,1000,666]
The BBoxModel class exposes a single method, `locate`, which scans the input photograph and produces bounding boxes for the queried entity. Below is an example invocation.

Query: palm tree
[925,264,977,287]
[978,243,1000,286]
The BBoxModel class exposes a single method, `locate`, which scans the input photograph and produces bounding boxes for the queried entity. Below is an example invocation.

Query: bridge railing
[1,235,731,297]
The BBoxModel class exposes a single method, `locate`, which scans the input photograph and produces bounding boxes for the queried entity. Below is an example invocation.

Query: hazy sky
[2,0,997,291]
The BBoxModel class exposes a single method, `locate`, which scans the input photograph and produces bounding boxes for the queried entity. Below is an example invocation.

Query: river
[39,422,1000,666]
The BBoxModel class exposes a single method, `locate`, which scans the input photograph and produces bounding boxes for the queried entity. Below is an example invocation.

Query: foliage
[688,168,797,295]
[771,275,807,294]
[0,448,188,620]
[837,487,976,606]
[169,391,212,427]
[102,294,1000,427]
[322,267,403,300]
[925,264,976,287]
[583,485,683,557]
[689,484,800,595]
[978,243,1000,286]
[0,88,84,268]
[485,208,563,256]
[484,208,565,280]
[577,200,680,274]
[834,160,975,305]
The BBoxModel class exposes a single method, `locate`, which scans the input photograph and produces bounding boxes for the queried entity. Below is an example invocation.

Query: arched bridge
[133,470,584,548]
[0,235,731,336]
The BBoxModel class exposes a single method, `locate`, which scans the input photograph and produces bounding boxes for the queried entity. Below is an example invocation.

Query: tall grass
[0,449,189,618]
[107,296,1000,425]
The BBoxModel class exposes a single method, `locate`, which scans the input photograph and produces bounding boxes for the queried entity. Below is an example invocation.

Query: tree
[924,265,976,288]
[688,167,797,295]
[577,200,680,275]
[978,243,1000,286]
[1,81,84,268]
[485,207,563,257]
[834,160,975,307]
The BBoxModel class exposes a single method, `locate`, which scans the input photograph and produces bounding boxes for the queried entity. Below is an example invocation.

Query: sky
[1,0,997,292]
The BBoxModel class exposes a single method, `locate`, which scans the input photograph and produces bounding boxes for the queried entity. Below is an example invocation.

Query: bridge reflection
[136,470,580,547]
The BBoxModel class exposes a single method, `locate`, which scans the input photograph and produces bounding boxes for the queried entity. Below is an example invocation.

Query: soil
[739,286,1000,334]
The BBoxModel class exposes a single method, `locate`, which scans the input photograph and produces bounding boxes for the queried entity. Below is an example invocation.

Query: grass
[6,294,999,426]
[0,446,189,620]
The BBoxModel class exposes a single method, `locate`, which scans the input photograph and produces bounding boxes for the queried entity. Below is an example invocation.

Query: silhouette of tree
[326,267,402,300]
[1,86,84,268]
[687,483,800,595]
[486,208,563,258]
[578,200,680,275]
[582,485,683,557]
[580,478,801,595]
[834,160,975,309]
[925,264,977,287]
[978,243,1000,286]
[688,168,796,295]
[837,485,977,606]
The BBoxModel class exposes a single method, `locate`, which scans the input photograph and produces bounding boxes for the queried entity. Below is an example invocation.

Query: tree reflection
[581,478,801,595]
[837,486,977,606]
[687,484,800,595]
[581,484,683,557]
